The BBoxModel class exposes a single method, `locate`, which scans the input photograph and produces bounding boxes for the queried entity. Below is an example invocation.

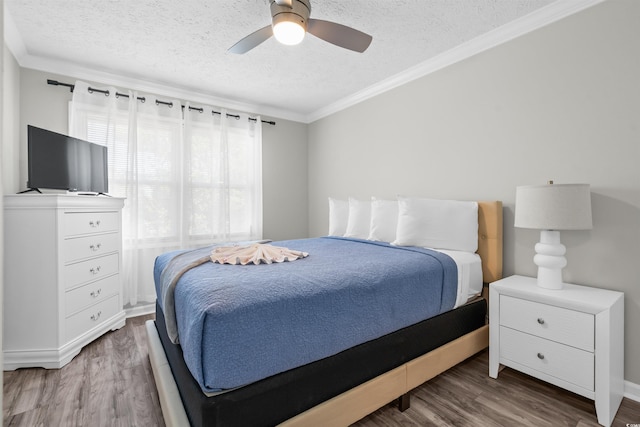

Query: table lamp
[514,181,592,290]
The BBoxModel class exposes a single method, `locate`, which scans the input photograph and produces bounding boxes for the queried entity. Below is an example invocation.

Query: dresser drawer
[63,232,119,263]
[64,253,119,289]
[65,295,120,342]
[63,211,119,237]
[500,295,594,351]
[65,274,120,316]
[500,326,594,391]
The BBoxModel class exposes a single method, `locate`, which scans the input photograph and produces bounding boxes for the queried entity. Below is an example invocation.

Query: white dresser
[489,275,624,427]
[3,194,126,370]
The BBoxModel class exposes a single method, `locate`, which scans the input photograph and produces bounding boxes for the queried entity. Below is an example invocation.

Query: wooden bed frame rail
[281,325,489,426]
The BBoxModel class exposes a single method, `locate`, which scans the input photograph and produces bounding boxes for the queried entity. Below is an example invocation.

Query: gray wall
[15,68,309,241]
[262,116,308,240]
[308,0,640,384]
[2,23,22,413]
[1,0,5,411]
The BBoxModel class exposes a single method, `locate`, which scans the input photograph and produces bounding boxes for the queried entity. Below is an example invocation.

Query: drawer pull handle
[89,243,102,251]
[537,318,545,325]
[89,266,102,275]
[90,311,102,321]
[89,220,101,228]
[537,353,545,360]
[90,289,102,298]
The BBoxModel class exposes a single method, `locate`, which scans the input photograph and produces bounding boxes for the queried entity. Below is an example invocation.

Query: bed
[146,200,503,426]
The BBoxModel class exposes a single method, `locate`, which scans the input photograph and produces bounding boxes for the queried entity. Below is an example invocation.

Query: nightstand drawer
[65,274,120,316]
[500,326,594,391]
[63,211,119,237]
[63,232,120,263]
[500,295,594,351]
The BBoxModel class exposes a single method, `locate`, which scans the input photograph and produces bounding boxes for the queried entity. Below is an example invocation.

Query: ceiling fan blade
[228,25,273,54]
[307,18,372,53]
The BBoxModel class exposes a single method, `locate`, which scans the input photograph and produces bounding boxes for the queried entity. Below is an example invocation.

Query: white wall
[308,0,640,384]
[16,68,309,241]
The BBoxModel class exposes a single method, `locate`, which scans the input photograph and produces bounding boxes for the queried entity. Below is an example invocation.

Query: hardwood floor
[3,315,164,427]
[4,314,640,426]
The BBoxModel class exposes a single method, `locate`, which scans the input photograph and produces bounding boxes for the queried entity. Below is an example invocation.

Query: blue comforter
[154,237,457,393]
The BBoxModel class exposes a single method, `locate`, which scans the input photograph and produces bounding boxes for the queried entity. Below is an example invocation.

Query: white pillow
[344,198,371,239]
[328,198,348,236]
[367,198,399,243]
[392,197,478,252]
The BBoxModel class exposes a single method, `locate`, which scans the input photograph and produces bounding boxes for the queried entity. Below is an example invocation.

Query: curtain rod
[46,79,276,126]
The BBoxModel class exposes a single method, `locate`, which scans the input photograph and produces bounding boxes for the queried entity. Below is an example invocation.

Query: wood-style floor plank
[3,315,165,427]
[4,314,640,426]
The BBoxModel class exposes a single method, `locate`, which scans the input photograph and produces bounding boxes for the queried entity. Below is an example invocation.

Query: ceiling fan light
[273,20,306,45]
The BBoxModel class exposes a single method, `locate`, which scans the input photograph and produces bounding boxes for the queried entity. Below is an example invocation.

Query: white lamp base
[533,230,567,290]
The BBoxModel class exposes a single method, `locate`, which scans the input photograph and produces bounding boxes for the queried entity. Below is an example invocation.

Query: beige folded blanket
[211,243,309,265]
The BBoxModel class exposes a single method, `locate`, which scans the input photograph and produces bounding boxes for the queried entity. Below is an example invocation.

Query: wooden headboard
[477,201,503,284]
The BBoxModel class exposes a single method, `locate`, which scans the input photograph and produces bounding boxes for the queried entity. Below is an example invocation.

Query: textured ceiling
[6,0,567,121]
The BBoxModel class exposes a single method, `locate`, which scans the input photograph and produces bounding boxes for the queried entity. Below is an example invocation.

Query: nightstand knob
[537,353,545,360]
[537,318,545,325]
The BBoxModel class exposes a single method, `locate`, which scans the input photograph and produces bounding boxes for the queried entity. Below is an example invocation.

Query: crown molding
[18,53,308,122]
[305,0,607,123]
[3,7,306,124]
[5,0,606,125]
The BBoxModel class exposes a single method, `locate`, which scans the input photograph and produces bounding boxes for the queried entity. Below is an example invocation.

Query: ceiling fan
[228,0,372,54]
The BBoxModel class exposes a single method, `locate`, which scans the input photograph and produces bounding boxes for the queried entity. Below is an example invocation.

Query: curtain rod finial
[47,79,75,92]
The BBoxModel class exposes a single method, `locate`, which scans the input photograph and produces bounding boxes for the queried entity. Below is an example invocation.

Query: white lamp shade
[514,183,592,230]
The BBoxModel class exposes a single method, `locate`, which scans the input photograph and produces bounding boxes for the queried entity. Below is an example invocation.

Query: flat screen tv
[27,125,108,194]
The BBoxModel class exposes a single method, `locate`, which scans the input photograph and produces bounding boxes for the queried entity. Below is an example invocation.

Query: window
[70,84,262,305]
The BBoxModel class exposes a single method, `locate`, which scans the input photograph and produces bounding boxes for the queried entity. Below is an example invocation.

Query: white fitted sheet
[433,249,483,308]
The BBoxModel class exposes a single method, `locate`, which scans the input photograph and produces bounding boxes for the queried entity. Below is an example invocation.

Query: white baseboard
[125,302,155,319]
[625,380,640,403]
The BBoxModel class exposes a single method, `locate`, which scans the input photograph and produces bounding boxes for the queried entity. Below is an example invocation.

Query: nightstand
[489,275,624,427]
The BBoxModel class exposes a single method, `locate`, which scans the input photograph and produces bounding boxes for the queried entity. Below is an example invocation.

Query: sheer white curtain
[69,81,262,307]
[183,103,263,245]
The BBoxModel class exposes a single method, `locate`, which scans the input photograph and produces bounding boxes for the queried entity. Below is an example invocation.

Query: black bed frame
[154,298,486,427]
